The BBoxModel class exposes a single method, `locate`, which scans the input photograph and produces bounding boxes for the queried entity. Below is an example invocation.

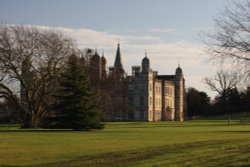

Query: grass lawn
[0,120,249,167]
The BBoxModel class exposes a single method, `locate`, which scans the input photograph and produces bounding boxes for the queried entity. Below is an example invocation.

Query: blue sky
[0,0,232,98]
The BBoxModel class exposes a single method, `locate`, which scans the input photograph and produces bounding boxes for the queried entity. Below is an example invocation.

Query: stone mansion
[106,44,186,121]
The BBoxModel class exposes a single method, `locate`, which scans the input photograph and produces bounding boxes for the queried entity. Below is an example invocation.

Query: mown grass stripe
[28,139,250,167]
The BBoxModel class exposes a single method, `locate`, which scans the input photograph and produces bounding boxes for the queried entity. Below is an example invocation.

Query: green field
[0,120,249,167]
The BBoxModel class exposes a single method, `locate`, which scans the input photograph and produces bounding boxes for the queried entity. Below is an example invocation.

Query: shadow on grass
[0,129,76,132]
[124,123,248,128]
[217,131,250,133]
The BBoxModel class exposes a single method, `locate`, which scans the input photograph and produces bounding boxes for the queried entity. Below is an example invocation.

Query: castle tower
[89,50,102,88]
[109,44,127,121]
[140,52,154,121]
[114,43,125,79]
[141,52,150,74]
[174,65,185,121]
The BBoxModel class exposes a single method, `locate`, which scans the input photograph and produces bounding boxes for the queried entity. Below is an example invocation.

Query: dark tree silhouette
[50,55,104,130]
[186,87,211,117]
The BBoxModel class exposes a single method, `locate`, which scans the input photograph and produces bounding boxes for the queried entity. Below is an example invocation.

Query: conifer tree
[50,54,104,130]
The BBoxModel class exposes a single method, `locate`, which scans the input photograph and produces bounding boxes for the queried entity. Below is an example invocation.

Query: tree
[240,87,250,112]
[0,24,75,128]
[203,0,250,81]
[186,88,211,117]
[203,70,239,115]
[227,87,241,113]
[49,55,104,130]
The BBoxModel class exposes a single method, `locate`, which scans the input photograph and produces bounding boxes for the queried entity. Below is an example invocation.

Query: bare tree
[0,24,76,128]
[203,70,239,115]
[202,0,250,81]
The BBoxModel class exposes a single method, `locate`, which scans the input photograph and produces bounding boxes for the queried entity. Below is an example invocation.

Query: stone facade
[108,44,186,121]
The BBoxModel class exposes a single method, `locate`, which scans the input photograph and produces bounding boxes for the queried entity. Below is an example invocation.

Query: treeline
[186,87,250,118]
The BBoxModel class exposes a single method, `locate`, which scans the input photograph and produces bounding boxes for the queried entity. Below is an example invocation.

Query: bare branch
[202,0,250,82]
[0,24,76,128]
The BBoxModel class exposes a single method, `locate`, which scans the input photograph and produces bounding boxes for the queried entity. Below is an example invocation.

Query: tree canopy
[0,24,76,127]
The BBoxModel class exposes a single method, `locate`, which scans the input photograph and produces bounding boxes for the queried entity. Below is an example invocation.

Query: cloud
[148,28,180,35]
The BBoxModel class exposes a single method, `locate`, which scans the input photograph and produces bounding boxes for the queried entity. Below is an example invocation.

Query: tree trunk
[22,114,39,128]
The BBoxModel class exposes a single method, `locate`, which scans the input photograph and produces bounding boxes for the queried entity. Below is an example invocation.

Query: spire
[101,51,106,63]
[114,43,124,72]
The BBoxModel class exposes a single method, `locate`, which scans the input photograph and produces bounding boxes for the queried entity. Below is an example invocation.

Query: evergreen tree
[50,54,104,130]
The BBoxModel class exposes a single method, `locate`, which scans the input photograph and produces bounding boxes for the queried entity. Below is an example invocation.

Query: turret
[142,52,150,73]
[90,50,101,79]
[175,64,183,78]
[174,64,185,121]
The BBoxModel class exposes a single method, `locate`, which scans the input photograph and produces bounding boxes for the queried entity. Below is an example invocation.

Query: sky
[0,0,232,99]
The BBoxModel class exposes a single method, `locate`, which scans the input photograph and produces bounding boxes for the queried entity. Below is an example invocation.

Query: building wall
[148,72,154,121]
[128,72,149,121]
[125,68,185,122]
[162,81,175,121]
[153,79,162,121]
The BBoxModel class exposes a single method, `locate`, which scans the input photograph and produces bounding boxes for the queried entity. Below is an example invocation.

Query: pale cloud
[193,27,213,31]
[17,24,216,98]
[148,28,180,35]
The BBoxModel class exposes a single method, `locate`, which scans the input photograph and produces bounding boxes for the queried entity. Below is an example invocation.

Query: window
[166,99,169,107]
[129,85,133,92]
[139,84,144,91]
[150,83,152,92]
[140,97,144,106]
[165,87,173,96]
[165,87,167,95]
[150,96,152,106]
[140,110,144,119]
[155,98,160,106]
